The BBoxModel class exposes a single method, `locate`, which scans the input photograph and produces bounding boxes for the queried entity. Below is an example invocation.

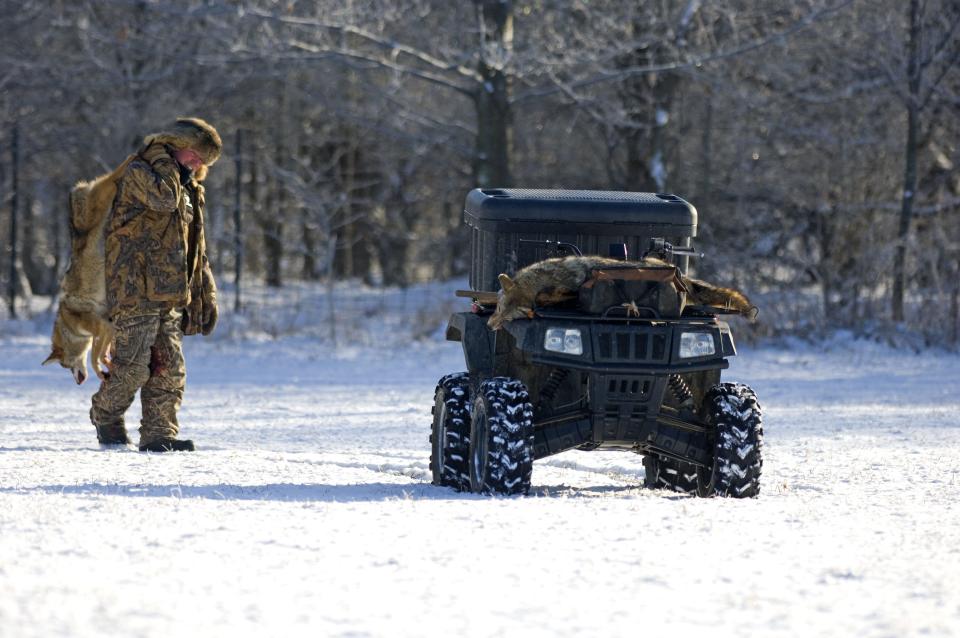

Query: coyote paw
[622,301,641,317]
[95,356,113,382]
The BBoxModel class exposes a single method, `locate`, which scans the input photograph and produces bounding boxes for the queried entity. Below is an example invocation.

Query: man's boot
[139,438,196,452]
[95,424,131,446]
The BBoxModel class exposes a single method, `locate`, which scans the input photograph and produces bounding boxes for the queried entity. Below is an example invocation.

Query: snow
[2,317,960,636]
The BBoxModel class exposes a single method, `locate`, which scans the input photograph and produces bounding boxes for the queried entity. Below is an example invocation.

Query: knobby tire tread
[430,372,471,491]
[472,377,535,496]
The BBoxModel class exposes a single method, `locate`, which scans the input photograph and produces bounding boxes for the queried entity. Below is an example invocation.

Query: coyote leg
[92,324,116,381]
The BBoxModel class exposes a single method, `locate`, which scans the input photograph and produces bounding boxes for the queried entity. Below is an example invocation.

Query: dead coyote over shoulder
[44,155,135,384]
[489,255,756,330]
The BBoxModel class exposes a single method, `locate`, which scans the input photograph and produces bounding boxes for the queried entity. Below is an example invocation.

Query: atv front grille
[603,376,653,401]
[594,325,671,364]
[589,372,666,443]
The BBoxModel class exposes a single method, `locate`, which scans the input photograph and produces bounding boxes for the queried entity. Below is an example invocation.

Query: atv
[430,189,763,497]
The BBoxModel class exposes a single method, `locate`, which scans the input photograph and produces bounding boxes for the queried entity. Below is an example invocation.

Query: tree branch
[243,8,483,85]
[513,0,855,104]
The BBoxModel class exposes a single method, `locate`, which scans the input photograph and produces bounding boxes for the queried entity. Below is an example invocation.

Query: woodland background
[0,0,958,344]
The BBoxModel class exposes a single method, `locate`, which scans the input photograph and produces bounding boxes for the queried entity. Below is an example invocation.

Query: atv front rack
[455,289,498,306]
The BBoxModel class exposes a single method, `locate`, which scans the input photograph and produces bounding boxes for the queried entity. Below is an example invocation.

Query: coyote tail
[683,276,758,319]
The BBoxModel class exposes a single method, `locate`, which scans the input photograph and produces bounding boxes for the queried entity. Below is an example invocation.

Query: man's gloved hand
[201,296,218,336]
[200,266,218,336]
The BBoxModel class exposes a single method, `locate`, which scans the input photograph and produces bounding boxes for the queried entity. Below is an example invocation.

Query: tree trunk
[8,122,19,319]
[817,208,840,325]
[52,179,64,297]
[21,191,47,295]
[234,128,244,313]
[334,138,355,279]
[324,233,338,347]
[302,220,320,281]
[247,138,261,277]
[625,129,655,191]
[377,235,409,287]
[375,194,411,288]
[301,144,320,281]
[616,10,692,193]
[952,265,959,345]
[700,94,713,202]
[263,88,287,288]
[263,153,284,289]
[892,0,922,323]
[333,138,373,282]
[473,0,513,187]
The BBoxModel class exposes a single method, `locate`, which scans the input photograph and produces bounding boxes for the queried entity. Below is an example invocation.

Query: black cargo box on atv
[465,188,698,291]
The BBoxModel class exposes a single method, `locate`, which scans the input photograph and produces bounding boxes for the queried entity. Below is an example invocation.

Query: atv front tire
[643,383,763,498]
[469,377,535,495]
[430,372,471,491]
[701,382,763,497]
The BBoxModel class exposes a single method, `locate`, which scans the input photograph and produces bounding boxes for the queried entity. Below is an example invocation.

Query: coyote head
[43,310,91,385]
[487,273,536,330]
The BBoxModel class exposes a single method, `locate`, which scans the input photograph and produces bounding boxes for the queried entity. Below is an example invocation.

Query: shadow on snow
[0,481,662,502]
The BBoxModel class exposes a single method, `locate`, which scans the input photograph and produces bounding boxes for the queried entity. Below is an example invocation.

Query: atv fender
[446,312,496,376]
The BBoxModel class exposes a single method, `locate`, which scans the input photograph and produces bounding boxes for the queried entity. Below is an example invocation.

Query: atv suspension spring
[539,369,569,405]
[668,374,694,406]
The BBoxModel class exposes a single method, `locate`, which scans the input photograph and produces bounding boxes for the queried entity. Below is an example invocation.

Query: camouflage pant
[90,310,185,445]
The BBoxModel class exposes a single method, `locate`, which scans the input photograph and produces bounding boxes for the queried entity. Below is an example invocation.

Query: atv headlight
[679,331,716,358]
[545,328,583,355]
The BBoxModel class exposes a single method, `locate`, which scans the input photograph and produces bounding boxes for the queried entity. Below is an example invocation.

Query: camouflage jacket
[105,148,216,332]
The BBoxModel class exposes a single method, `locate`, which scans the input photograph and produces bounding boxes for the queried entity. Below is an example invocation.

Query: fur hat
[143,117,222,166]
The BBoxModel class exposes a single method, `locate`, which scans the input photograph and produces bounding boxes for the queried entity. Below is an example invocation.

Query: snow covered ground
[1,324,959,637]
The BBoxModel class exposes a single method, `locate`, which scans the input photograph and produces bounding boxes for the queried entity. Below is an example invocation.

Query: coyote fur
[488,255,756,330]
[44,154,135,384]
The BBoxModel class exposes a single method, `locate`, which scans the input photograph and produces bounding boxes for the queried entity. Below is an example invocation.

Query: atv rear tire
[700,382,763,498]
[469,377,535,495]
[430,372,471,491]
[642,454,700,494]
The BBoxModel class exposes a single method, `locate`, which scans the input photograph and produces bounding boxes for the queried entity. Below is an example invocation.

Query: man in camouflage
[90,117,221,452]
